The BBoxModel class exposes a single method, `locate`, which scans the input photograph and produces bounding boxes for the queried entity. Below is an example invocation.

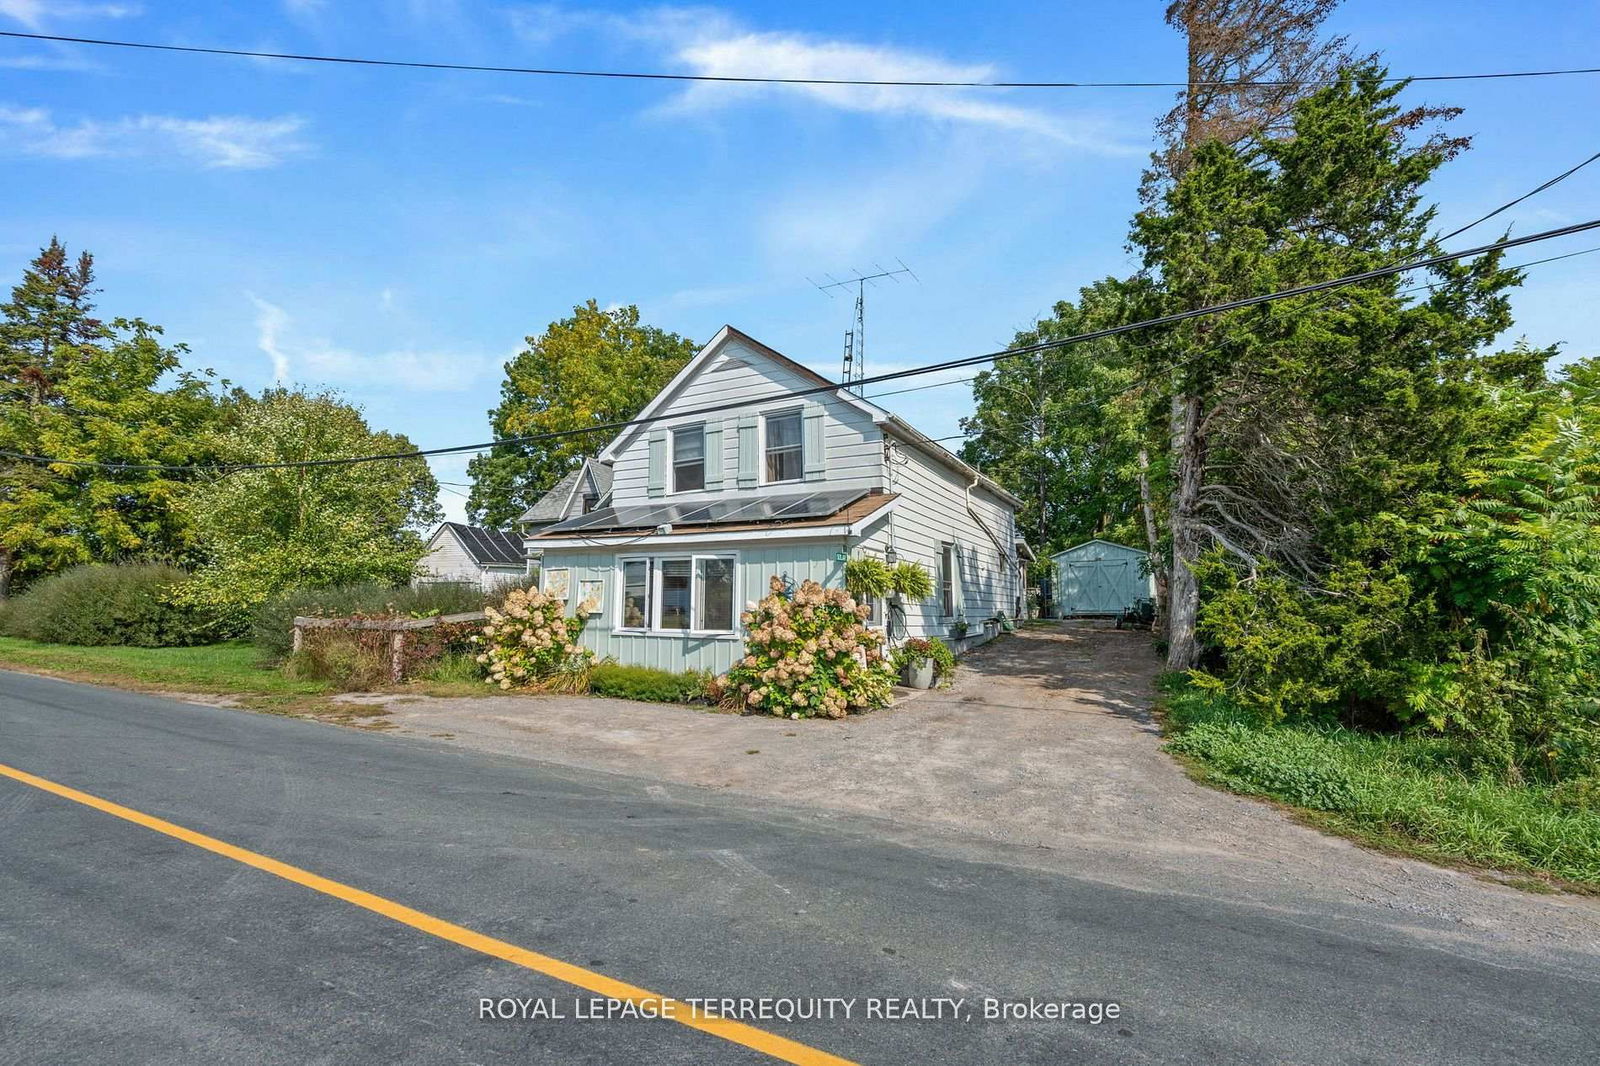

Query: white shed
[1049,539,1154,617]
[414,523,529,592]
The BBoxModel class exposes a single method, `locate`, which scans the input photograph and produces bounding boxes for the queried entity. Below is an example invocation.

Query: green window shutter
[737,415,759,488]
[803,403,826,482]
[704,421,724,490]
[647,430,667,498]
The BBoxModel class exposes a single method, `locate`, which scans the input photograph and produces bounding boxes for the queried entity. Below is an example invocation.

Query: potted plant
[892,637,952,689]
[950,619,969,640]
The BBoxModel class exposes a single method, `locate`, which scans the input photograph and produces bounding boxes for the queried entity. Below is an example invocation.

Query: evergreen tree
[1137,64,1516,667]
[0,240,220,597]
[0,236,106,407]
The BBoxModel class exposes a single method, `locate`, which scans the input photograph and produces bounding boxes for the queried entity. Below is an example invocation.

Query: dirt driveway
[368,621,1600,972]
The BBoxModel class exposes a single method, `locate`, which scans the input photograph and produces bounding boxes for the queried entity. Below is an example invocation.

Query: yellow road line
[0,760,857,1066]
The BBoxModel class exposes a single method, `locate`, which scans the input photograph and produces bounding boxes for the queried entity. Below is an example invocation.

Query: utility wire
[5,218,1596,476]
[1438,148,1600,242]
[6,30,1600,89]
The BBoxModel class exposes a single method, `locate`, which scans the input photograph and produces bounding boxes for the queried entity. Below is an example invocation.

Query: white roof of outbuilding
[1049,539,1148,560]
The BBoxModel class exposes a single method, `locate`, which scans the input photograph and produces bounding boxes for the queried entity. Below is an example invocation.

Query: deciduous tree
[467,302,696,527]
[177,388,441,629]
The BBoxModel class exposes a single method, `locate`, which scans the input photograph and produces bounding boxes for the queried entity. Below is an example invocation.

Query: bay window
[615,554,737,634]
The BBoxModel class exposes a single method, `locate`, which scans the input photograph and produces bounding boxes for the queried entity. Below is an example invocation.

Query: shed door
[1058,557,1136,615]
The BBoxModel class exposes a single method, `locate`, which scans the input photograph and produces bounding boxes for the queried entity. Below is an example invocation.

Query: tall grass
[252,581,500,660]
[1160,677,1600,887]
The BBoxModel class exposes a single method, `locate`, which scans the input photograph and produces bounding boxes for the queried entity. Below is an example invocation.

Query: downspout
[965,475,1015,623]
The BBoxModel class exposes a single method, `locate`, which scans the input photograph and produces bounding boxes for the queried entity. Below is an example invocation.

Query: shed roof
[440,522,526,566]
[1050,538,1148,561]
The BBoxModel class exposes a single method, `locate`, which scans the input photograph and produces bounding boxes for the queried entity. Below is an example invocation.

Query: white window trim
[759,407,805,487]
[611,551,741,638]
[669,422,707,496]
[940,541,957,619]
[615,556,653,633]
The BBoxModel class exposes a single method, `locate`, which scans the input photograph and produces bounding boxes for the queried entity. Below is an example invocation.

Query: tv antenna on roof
[807,259,917,395]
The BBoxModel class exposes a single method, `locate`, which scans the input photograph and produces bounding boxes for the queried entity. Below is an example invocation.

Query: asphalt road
[1,670,1595,1065]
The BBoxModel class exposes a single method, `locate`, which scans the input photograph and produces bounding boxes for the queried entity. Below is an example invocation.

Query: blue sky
[4,1,1598,524]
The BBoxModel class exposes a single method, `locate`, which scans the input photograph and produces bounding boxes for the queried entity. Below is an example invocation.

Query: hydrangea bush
[725,576,895,718]
[474,586,595,690]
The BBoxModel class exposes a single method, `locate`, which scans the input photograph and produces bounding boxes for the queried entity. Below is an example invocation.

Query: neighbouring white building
[415,522,529,591]
[519,325,1030,674]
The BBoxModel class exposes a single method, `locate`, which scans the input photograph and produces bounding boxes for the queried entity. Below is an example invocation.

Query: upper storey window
[764,410,803,483]
[672,424,705,493]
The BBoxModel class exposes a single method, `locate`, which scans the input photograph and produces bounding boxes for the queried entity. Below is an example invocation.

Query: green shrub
[1162,677,1600,885]
[252,581,491,660]
[0,564,220,647]
[588,663,711,703]
[1166,721,1361,811]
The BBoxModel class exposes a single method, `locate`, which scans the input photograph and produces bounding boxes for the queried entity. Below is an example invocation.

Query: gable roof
[1050,538,1148,561]
[516,458,613,526]
[594,324,1023,510]
[440,522,526,566]
[595,325,882,464]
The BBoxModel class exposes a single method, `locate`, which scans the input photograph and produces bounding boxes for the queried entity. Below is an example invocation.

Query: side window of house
[621,559,650,629]
[940,543,956,617]
[672,424,705,493]
[764,409,803,483]
[696,557,735,631]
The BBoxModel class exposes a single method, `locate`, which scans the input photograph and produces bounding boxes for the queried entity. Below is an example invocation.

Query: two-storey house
[521,326,1029,675]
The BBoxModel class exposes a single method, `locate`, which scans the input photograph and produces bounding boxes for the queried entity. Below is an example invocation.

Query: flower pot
[901,659,935,689]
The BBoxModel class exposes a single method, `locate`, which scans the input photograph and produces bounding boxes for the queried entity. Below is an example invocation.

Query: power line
[1438,148,1600,242]
[5,218,1596,476]
[6,30,1600,89]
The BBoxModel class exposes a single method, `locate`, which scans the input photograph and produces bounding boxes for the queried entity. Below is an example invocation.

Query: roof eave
[876,415,1023,509]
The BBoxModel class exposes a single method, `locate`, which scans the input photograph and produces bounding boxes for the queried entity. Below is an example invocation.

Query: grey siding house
[523,326,1027,675]
[415,523,529,591]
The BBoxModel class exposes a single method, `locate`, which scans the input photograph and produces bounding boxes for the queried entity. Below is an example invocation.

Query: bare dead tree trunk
[1137,446,1168,619]
[1164,17,1212,671]
[1166,394,1207,667]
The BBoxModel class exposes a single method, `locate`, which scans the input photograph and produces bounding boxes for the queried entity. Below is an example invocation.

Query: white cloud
[250,294,496,392]
[760,150,988,262]
[0,1,140,27]
[251,295,294,384]
[504,2,588,45]
[602,6,1125,150]
[0,105,309,168]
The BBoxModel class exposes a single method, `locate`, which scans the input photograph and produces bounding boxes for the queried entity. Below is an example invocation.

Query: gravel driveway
[368,620,1600,975]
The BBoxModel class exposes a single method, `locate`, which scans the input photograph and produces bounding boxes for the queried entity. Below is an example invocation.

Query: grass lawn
[1158,676,1600,892]
[0,637,334,702]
